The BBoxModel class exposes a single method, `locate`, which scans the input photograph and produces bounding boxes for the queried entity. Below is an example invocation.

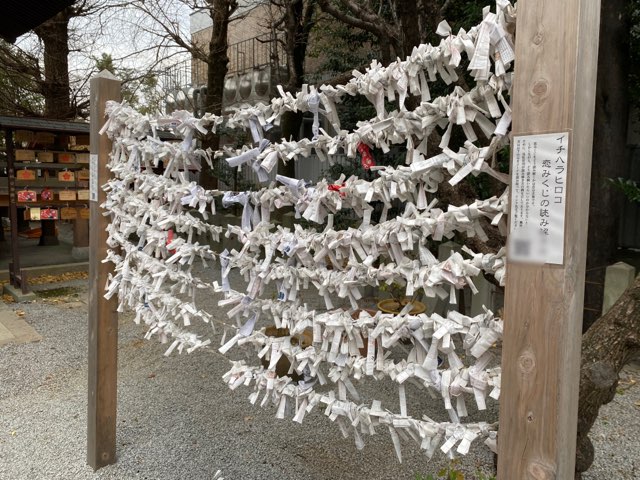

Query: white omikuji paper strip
[100,0,515,464]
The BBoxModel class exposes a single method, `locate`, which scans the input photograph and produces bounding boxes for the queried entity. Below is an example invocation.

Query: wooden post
[497,1,601,479]
[87,70,121,470]
[5,128,21,288]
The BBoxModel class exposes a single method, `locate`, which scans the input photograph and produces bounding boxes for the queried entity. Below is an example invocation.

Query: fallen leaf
[28,271,89,285]
[14,310,25,317]
[147,373,156,379]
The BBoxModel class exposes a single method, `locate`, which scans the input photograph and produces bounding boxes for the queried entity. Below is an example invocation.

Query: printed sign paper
[509,132,569,265]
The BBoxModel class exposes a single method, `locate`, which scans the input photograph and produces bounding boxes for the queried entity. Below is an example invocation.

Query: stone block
[602,262,636,314]
[2,284,37,303]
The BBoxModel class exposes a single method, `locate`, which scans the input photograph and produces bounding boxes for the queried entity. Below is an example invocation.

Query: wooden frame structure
[87,0,603,473]
[0,116,91,294]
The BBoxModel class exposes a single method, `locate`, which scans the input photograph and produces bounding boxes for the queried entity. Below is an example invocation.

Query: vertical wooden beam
[497,1,601,479]
[87,70,121,470]
[5,128,21,288]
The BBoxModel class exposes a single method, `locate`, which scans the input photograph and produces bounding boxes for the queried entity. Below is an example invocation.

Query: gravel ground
[0,276,638,480]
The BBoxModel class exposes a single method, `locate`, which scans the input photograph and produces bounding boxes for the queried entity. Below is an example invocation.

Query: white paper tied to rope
[226,138,272,183]
[99,0,516,178]
[181,183,213,215]
[222,192,254,232]
[306,89,321,140]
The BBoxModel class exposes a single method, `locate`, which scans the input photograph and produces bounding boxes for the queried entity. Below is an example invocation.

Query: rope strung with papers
[100,0,515,463]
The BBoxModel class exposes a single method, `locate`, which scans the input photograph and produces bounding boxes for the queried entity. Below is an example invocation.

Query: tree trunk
[277,112,301,178]
[575,275,640,478]
[33,9,73,119]
[277,0,316,178]
[199,0,236,190]
[394,0,421,59]
[583,0,630,332]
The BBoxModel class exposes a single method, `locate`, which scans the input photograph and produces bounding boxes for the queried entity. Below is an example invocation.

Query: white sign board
[90,154,99,202]
[508,132,569,265]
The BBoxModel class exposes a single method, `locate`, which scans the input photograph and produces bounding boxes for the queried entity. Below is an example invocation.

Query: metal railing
[160,33,285,91]
[228,33,285,76]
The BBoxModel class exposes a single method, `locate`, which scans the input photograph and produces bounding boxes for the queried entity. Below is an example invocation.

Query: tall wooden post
[87,70,121,470]
[497,1,601,479]
[5,129,21,287]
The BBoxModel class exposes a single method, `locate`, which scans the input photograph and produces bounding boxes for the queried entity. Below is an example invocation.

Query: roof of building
[0,115,89,134]
[0,0,76,43]
[0,115,179,140]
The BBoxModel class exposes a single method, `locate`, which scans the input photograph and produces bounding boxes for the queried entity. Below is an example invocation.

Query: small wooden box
[58,171,75,182]
[16,150,35,161]
[38,151,54,163]
[77,189,90,200]
[16,169,36,180]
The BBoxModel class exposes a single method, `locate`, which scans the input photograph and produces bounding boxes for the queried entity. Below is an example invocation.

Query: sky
[13,0,194,110]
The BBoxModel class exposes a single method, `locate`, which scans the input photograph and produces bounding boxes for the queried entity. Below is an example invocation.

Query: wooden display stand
[0,116,91,292]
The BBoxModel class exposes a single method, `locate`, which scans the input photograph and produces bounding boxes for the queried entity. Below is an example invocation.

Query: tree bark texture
[575,275,640,478]
[276,0,316,177]
[33,8,74,119]
[200,0,237,189]
[584,0,631,331]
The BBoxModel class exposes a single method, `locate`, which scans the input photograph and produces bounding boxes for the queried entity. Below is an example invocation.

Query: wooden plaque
[58,153,76,163]
[38,151,54,163]
[17,190,37,202]
[40,188,54,201]
[60,207,78,220]
[34,132,55,145]
[76,153,90,164]
[27,207,41,220]
[15,150,35,161]
[58,171,75,182]
[77,169,90,181]
[78,207,90,219]
[15,130,34,143]
[77,189,90,200]
[16,169,36,180]
[41,208,59,220]
[59,190,77,201]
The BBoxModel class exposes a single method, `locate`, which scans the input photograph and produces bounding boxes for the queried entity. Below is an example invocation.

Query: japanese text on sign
[509,132,569,265]
[90,154,98,202]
